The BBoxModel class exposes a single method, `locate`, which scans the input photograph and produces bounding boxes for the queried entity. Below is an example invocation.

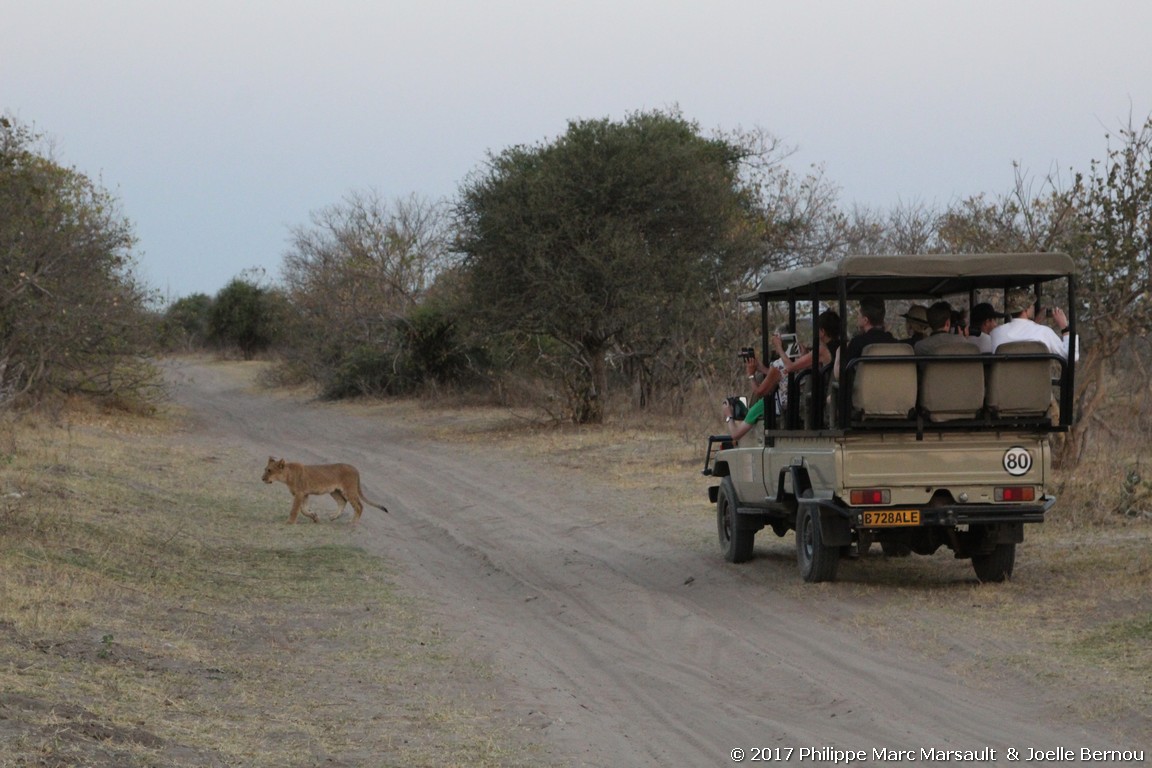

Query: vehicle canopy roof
[743,252,1076,302]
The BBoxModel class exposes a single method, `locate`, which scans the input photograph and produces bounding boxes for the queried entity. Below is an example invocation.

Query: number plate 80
[1003,446,1033,476]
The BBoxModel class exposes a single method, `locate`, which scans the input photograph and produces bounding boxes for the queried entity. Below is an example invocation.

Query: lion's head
[262,457,286,484]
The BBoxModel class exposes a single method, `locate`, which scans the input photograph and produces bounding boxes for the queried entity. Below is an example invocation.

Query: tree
[161,293,213,351]
[208,278,282,360]
[455,109,764,423]
[278,192,456,396]
[937,170,1077,256]
[0,116,159,406]
[283,190,452,322]
[1062,115,1152,461]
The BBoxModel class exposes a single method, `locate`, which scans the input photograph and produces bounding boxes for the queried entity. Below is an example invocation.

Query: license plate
[862,509,921,527]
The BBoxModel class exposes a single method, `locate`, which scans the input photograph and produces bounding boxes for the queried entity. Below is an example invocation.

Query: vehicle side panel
[765,436,838,501]
[720,446,767,506]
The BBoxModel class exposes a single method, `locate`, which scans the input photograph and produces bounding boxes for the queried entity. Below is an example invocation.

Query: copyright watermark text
[728,746,1146,763]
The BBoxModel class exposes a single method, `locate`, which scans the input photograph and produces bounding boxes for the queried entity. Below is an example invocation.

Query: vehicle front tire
[796,496,840,582]
[972,543,1015,583]
[717,477,754,563]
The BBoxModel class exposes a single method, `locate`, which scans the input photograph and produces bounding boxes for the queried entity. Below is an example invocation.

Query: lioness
[261,457,390,524]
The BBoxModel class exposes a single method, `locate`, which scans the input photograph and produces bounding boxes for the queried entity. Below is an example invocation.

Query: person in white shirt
[988,288,1078,361]
[965,302,1002,354]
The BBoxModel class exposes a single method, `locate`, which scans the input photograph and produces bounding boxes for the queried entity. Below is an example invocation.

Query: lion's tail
[362,485,390,514]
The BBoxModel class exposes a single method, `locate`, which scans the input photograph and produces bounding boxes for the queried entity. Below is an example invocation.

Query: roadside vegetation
[5,109,1151,457]
[0,118,160,411]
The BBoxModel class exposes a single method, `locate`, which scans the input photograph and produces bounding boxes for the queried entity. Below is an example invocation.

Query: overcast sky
[4,1,1151,301]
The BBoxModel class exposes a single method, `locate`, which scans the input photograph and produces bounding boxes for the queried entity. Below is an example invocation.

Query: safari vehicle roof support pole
[808,282,824,430]
[757,295,777,436]
[786,290,799,429]
[1063,273,1077,427]
[758,295,770,363]
[836,276,850,429]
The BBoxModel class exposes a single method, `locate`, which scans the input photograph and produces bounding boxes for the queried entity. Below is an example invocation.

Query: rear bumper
[843,496,1056,527]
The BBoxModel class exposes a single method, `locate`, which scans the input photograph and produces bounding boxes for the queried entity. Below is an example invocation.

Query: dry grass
[0,403,536,768]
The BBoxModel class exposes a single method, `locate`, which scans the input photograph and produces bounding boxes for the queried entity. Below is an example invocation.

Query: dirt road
[168,360,1144,766]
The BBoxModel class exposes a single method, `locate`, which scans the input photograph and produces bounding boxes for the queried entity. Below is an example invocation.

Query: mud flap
[953,522,1025,558]
[786,466,852,547]
[818,508,853,547]
[989,522,1025,544]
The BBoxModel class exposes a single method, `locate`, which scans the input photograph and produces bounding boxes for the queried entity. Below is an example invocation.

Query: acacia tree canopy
[455,109,763,422]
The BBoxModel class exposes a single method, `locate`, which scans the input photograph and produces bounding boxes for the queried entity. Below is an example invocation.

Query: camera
[1044,307,1054,318]
[738,346,756,360]
[723,395,748,421]
[775,332,801,356]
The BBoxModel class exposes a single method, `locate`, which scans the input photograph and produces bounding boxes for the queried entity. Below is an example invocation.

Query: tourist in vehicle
[966,302,1002,353]
[949,307,968,336]
[744,310,841,415]
[897,304,930,346]
[913,301,958,354]
[988,288,1079,361]
[721,394,765,443]
[833,297,897,381]
[772,309,841,371]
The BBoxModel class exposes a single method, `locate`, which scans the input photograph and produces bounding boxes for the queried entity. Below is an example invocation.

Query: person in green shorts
[721,395,765,444]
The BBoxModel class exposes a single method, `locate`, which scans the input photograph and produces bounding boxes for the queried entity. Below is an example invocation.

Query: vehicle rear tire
[972,543,1015,583]
[717,477,754,563]
[795,495,839,582]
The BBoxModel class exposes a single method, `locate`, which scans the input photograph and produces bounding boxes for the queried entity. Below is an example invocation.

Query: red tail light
[850,489,891,505]
[995,486,1036,502]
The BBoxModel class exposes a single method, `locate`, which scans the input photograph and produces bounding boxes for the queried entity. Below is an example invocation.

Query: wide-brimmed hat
[1005,288,1036,315]
[970,302,1003,325]
[901,304,930,331]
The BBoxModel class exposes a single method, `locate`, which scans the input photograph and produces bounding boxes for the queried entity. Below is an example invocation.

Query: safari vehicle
[703,252,1077,583]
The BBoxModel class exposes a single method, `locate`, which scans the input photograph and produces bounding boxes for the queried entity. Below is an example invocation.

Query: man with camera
[730,311,842,435]
[719,342,784,443]
[988,288,1079,361]
[741,343,786,405]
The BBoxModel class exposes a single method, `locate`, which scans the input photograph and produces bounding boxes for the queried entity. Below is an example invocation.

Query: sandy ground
[167,359,1148,767]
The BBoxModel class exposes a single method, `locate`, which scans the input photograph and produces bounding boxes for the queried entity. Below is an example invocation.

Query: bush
[208,280,284,359]
[315,306,487,400]
[400,305,481,386]
[159,293,214,352]
[322,345,403,399]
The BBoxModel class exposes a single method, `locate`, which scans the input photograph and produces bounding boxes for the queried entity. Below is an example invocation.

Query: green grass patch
[1073,612,1152,666]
